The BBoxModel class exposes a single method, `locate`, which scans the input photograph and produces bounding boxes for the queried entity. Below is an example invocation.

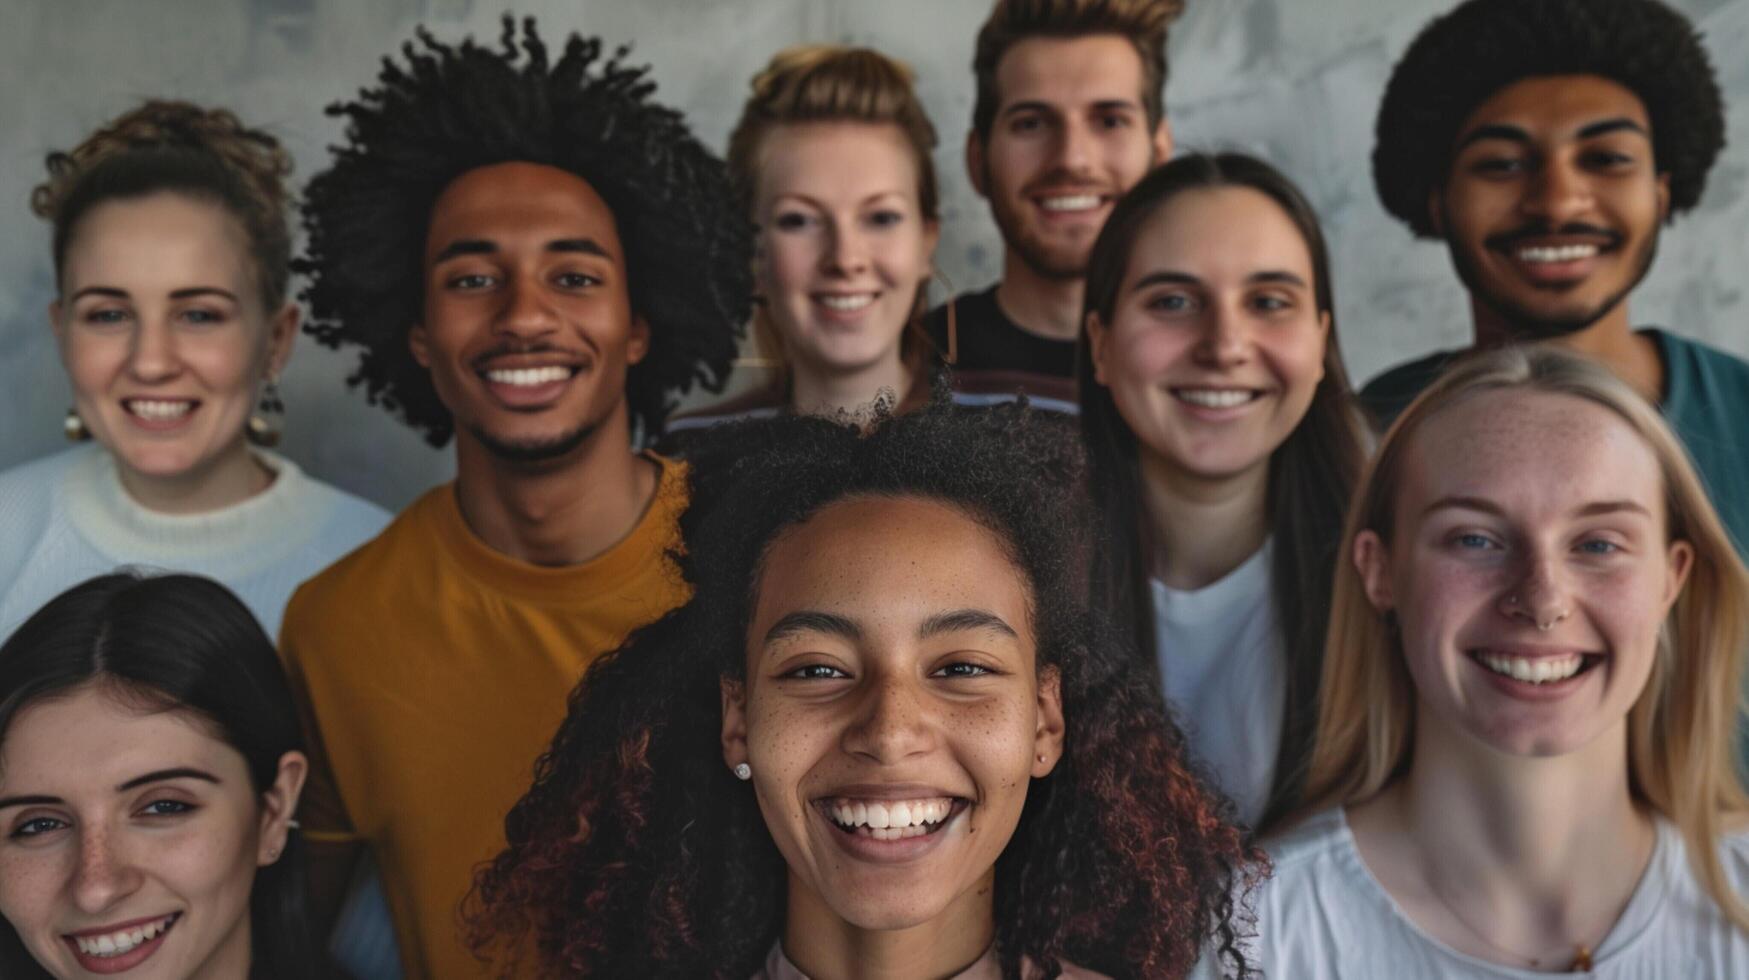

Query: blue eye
[83,308,130,325]
[181,308,225,325]
[10,816,67,839]
[1576,539,1620,555]
[1456,533,1495,550]
[139,799,195,817]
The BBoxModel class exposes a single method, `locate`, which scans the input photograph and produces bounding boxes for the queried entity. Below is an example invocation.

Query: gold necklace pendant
[1570,944,1593,972]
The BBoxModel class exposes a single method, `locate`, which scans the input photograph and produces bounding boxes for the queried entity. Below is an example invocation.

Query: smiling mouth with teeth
[67,912,179,959]
[816,293,877,313]
[1038,194,1103,213]
[823,796,962,841]
[123,398,197,421]
[1173,388,1261,409]
[481,365,577,387]
[1515,244,1603,264]
[1472,650,1600,685]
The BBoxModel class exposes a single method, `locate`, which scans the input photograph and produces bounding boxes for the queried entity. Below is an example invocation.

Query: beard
[467,418,600,465]
[983,164,1102,282]
[1445,207,1660,342]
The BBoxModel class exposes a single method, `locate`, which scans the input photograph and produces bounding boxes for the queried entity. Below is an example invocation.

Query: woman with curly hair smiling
[467,395,1260,979]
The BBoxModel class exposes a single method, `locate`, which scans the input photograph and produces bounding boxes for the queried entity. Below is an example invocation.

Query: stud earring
[63,407,90,442]
[247,376,284,447]
[733,763,752,781]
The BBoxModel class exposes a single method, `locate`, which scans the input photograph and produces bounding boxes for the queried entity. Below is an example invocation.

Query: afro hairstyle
[298,16,753,446]
[1373,0,1725,238]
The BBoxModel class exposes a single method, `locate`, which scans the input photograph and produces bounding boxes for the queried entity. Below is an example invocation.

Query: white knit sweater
[0,444,390,641]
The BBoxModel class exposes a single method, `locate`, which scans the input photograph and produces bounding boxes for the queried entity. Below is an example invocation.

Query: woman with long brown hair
[1078,153,1367,829]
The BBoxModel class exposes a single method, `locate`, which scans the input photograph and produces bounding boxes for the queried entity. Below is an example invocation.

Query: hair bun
[31,99,292,221]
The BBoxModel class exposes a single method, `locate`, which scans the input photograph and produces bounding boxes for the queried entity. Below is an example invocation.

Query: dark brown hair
[468,393,1261,978]
[971,0,1184,142]
[1077,152,1368,831]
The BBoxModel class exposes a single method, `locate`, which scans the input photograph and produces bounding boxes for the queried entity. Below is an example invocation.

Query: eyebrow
[1421,496,1653,520]
[0,769,219,812]
[1000,98,1140,119]
[1131,270,1308,290]
[1457,117,1649,152]
[431,237,613,263]
[918,608,1019,640]
[116,768,221,792]
[764,610,861,645]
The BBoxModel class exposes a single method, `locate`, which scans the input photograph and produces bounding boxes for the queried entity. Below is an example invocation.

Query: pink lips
[62,912,179,975]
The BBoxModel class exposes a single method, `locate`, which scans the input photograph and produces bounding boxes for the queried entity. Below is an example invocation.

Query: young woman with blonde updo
[664,45,942,438]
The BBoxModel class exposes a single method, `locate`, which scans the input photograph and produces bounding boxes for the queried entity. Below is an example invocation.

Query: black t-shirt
[923,286,1079,413]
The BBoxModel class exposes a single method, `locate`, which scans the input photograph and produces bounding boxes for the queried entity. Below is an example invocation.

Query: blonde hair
[725,45,940,387]
[31,99,294,310]
[1293,346,1749,928]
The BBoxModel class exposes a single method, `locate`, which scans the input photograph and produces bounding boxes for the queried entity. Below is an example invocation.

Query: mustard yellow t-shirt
[279,455,689,979]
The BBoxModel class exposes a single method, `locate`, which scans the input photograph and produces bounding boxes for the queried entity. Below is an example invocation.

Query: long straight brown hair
[1077,152,1368,829]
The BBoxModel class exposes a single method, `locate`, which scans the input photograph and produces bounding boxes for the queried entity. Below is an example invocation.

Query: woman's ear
[1031,666,1066,778]
[1354,530,1395,614]
[267,303,300,377]
[720,678,749,773]
[1085,312,1112,387]
[258,750,309,866]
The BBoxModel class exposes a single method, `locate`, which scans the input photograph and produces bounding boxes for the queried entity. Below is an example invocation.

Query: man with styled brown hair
[927,0,1180,412]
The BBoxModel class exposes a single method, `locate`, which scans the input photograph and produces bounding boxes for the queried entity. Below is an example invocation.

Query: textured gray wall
[3,0,1745,509]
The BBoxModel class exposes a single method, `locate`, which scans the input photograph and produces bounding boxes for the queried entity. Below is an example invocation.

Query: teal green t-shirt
[1358,329,1749,557]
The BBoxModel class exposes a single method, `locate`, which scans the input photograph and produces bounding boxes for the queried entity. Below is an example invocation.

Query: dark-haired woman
[0,572,314,979]
[466,398,1259,979]
[1079,153,1367,829]
[0,100,389,642]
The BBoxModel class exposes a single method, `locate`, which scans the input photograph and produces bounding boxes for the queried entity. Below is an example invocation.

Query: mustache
[1485,222,1622,251]
[1021,169,1112,195]
[468,341,588,371]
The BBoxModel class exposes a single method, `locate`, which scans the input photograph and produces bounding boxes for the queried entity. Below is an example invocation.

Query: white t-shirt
[1150,540,1285,827]
[0,443,389,641]
[1248,807,1749,978]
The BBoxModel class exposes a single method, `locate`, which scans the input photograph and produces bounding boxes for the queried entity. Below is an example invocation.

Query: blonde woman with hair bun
[664,45,942,439]
[1247,346,1749,977]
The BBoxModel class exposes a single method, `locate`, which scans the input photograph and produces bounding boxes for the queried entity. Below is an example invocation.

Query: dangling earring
[247,376,284,447]
[63,407,90,442]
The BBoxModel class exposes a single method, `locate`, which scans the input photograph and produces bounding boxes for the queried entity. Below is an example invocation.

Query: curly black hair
[298,17,752,445]
[465,391,1263,979]
[1374,0,1725,238]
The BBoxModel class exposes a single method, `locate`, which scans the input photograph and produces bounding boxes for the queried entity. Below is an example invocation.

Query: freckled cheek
[0,852,68,936]
[948,699,1038,809]
[746,699,834,815]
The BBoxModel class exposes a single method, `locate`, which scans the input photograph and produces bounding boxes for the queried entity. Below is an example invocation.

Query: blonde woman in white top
[1250,346,1749,977]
